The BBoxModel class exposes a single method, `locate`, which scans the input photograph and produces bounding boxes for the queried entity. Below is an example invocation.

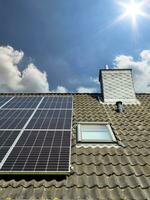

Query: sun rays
[116,0,150,28]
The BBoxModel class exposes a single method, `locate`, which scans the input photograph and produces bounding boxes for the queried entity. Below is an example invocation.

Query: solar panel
[3,96,42,108]
[0,131,20,162]
[26,109,72,129]
[1,130,70,171]
[0,95,73,174]
[0,110,34,129]
[39,96,72,109]
[0,97,12,107]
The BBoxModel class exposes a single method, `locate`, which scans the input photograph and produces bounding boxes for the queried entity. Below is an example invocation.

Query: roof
[0,93,150,199]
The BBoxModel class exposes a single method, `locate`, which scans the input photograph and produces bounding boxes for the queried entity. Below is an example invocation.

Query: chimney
[99,68,139,104]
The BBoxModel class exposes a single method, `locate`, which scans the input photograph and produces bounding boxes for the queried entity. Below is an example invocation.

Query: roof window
[77,122,116,143]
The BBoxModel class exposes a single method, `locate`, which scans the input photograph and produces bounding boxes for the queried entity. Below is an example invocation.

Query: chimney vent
[105,65,109,69]
[116,101,123,113]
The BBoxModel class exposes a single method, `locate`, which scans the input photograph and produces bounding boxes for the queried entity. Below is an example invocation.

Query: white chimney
[99,69,139,104]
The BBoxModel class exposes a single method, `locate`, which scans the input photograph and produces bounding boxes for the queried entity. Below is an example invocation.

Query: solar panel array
[0,96,73,173]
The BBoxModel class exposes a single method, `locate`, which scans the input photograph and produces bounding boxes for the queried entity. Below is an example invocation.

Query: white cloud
[0,46,23,92]
[114,50,150,93]
[0,45,49,92]
[77,86,97,93]
[21,64,49,93]
[90,76,99,85]
[51,86,68,93]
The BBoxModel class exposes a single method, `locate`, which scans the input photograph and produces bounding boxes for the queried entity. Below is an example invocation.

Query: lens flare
[117,0,150,27]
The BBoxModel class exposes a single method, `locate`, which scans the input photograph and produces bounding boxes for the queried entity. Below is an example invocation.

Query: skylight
[77,122,116,143]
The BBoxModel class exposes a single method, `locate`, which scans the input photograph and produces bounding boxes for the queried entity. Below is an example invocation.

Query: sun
[125,1,141,21]
[117,0,150,27]
[121,0,144,25]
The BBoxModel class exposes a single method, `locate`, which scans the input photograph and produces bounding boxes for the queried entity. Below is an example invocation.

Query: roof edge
[0,93,101,96]
[0,92,149,96]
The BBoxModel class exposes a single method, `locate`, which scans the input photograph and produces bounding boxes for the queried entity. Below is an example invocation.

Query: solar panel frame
[0,95,73,174]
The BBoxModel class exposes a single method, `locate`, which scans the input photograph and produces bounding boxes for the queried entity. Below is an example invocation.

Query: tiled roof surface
[0,93,150,200]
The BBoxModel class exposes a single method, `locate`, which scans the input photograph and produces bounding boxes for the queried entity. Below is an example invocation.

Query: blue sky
[0,0,150,92]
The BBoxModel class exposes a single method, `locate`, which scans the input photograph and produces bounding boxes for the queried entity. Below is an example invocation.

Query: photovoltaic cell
[26,110,72,129]
[16,130,71,147]
[39,96,72,109]
[2,147,69,171]
[2,130,70,171]
[0,110,34,129]
[0,147,10,162]
[0,97,12,107]
[0,131,20,162]
[33,109,72,118]
[2,96,42,109]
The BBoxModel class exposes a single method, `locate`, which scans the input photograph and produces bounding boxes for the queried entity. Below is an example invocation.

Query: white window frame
[77,122,117,143]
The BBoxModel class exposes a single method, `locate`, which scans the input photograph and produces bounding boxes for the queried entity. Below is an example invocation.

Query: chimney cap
[105,65,109,69]
[100,68,132,72]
